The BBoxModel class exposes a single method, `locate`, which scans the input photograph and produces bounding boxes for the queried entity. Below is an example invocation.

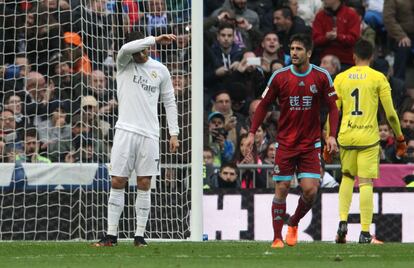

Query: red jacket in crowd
[312,4,361,65]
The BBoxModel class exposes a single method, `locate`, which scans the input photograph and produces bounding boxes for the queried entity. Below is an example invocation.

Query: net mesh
[0,0,192,240]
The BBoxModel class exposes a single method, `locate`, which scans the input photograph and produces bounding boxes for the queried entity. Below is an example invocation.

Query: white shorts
[109,129,160,177]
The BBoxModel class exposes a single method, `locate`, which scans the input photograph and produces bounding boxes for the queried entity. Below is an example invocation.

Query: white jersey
[115,36,179,140]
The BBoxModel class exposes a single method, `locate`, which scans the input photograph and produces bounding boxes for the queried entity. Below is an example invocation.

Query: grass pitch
[0,241,413,268]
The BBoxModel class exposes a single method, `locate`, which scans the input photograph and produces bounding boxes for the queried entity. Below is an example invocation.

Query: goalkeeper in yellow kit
[332,39,407,244]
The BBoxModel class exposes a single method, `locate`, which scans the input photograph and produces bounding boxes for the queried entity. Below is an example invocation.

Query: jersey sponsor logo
[289,96,313,110]
[262,87,270,98]
[347,120,374,129]
[310,84,318,94]
[133,75,158,94]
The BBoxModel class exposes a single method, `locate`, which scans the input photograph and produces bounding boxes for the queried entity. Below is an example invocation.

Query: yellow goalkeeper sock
[339,175,354,222]
[359,182,374,232]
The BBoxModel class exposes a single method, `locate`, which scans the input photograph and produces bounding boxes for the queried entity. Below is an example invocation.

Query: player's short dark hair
[125,31,145,43]
[290,33,313,52]
[354,38,374,60]
[220,162,239,175]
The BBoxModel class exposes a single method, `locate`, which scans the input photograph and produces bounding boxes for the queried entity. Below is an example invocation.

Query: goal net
[0,0,193,240]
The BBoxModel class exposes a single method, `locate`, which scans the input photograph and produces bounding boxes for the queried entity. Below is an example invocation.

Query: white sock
[134,189,151,237]
[107,188,125,236]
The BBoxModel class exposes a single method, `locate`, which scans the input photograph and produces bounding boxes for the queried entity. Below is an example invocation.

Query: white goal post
[0,0,203,241]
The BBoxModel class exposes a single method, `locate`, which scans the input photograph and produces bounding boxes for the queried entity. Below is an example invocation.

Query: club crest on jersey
[151,71,157,79]
[310,84,318,94]
[273,165,280,174]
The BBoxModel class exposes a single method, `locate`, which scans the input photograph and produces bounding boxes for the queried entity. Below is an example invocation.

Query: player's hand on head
[396,135,407,158]
[155,34,177,45]
[169,135,179,153]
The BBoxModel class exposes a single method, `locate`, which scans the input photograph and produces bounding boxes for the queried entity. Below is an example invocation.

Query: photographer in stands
[207,111,235,166]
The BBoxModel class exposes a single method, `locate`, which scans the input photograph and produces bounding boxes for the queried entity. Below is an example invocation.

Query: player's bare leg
[358,178,383,244]
[93,176,127,247]
[134,176,151,247]
[286,178,319,247]
[271,180,290,248]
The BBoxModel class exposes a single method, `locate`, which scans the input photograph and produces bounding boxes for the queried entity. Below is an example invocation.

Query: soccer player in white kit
[93,32,179,247]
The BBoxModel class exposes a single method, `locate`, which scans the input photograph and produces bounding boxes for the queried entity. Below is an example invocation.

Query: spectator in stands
[211,23,243,87]
[312,0,360,68]
[297,0,322,26]
[233,133,266,188]
[261,140,277,188]
[204,9,262,51]
[16,128,51,163]
[24,72,53,124]
[203,146,217,189]
[15,54,31,78]
[320,54,341,79]
[56,114,87,163]
[211,0,260,29]
[379,121,395,163]
[86,70,117,126]
[24,3,61,75]
[211,162,240,188]
[273,6,311,56]
[0,109,23,157]
[233,51,267,98]
[364,0,384,32]
[207,111,235,166]
[160,69,191,164]
[173,25,191,65]
[229,83,249,117]
[245,99,261,129]
[400,110,414,132]
[372,58,406,109]
[270,59,285,72]
[213,90,246,147]
[383,0,414,80]
[135,0,172,36]
[256,32,285,73]
[81,95,111,140]
[255,123,270,155]
[347,0,375,47]
[49,53,82,114]
[401,138,414,164]
[42,0,73,32]
[4,94,30,131]
[37,104,71,160]
[63,32,92,75]
[320,160,339,188]
[79,0,113,69]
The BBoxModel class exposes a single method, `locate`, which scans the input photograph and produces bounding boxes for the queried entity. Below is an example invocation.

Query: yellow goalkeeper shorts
[340,145,380,179]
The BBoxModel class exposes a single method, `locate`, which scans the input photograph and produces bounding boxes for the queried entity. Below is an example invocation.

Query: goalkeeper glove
[396,135,407,158]
[323,146,333,164]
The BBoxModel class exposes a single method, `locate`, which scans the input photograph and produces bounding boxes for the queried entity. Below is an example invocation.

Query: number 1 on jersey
[351,88,363,116]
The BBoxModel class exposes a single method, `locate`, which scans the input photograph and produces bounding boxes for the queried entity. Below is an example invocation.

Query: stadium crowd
[0,0,413,189]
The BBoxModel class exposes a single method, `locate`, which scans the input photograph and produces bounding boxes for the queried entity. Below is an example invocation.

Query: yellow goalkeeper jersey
[334,65,402,148]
